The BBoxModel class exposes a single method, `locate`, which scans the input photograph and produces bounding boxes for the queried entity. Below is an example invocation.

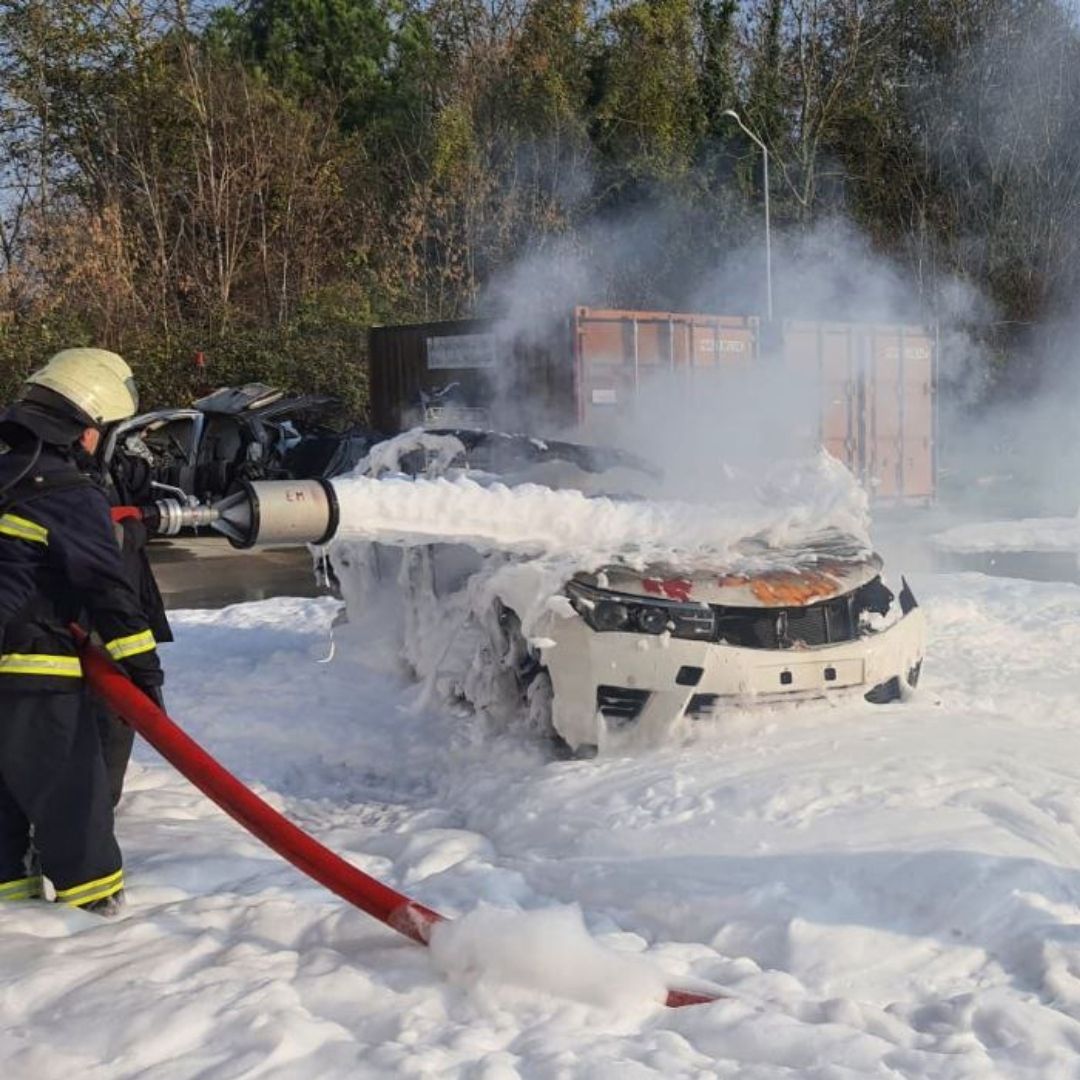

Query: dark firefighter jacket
[103,450,172,645]
[0,422,164,694]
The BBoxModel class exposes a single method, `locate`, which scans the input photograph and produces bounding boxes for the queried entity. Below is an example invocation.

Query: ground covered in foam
[933,515,1080,555]
[4,573,1080,1076]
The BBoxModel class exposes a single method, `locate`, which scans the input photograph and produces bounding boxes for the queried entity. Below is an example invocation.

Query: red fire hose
[74,629,717,1008]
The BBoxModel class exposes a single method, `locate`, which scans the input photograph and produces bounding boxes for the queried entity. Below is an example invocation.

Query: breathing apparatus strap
[0,439,95,516]
[0,436,43,511]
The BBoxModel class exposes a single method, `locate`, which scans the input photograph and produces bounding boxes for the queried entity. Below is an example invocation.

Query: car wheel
[524,669,578,758]
[524,667,553,734]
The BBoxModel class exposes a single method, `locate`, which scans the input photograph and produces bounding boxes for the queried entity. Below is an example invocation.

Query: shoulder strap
[0,469,95,515]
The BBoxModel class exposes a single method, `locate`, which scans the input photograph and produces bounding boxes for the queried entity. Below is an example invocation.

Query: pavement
[149,537,335,609]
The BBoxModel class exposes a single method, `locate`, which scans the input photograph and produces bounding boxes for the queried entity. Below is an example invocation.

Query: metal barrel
[211,478,340,549]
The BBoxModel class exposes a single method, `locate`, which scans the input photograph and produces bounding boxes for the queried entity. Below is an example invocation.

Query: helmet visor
[124,376,139,416]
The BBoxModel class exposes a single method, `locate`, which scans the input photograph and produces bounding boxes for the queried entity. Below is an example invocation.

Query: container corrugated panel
[896,329,935,501]
[868,327,903,499]
[573,308,757,427]
[864,325,934,503]
[784,320,935,503]
[785,321,864,481]
[509,321,576,431]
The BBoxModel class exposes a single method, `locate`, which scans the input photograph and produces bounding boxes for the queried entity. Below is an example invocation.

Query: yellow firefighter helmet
[23,348,140,426]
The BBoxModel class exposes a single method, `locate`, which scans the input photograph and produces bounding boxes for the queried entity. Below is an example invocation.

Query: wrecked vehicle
[547,543,925,750]
[338,429,927,754]
[101,383,372,508]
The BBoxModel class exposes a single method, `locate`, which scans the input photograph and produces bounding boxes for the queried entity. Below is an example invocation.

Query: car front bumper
[542,607,927,750]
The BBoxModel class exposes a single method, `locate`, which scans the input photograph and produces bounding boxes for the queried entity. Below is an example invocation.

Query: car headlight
[593,599,630,631]
[566,580,716,641]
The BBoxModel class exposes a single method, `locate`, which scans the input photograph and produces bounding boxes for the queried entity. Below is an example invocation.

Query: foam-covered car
[543,538,925,750]
[339,429,927,753]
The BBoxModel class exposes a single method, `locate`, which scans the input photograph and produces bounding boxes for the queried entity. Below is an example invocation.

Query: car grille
[596,685,650,727]
[711,578,890,651]
[685,693,719,719]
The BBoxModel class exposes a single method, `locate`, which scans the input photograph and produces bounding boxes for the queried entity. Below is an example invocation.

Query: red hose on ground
[74,627,441,944]
[74,628,718,1008]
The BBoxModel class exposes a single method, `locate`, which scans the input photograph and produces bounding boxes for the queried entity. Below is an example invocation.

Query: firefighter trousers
[95,706,135,809]
[0,690,123,905]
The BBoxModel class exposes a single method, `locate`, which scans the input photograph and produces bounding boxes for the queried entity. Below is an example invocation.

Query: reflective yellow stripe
[69,882,124,908]
[0,513,48,545]
[56,869,123,905]
[0,653,82,677]
[105,630,156,662]
[1,888,37,901]
[56,868,123,900]
[0,875,42,900]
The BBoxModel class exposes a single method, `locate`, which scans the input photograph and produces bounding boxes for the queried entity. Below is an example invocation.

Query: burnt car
[338,429,926,754]
[547,542,924,750]
[101,383,373,507]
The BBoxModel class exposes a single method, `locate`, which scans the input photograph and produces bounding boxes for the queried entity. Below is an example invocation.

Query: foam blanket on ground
[5,573,1080,1076]
[933,515,1080,555]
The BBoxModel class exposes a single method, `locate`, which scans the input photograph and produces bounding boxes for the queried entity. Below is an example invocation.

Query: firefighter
[93,422,173,807]
[0,348,163,915]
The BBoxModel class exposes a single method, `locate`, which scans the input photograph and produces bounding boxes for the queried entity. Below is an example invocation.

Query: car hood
[575,532,884,608]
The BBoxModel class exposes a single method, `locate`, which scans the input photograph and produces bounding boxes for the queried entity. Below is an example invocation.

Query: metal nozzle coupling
[153,499,221,536]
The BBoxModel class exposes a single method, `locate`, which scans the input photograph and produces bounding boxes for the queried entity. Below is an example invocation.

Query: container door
[898,331,935,501]
[865,328,903,499]
[861,327,936,502]
[575,310,677,430]
[687,317,756,370]
[575,310,639,433]
[784,321,860,478]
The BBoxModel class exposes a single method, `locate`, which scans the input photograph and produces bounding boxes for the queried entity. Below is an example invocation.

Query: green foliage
[512,0,593,136]
[0,318,368,421]
[211,0,395,131]
[126,323,369,421]
[0,316,97,406]
[3,0,1080,402]
[698,0,739,141]
[746,0,786,148]
[431,101,476,182]
[594,0,704,184]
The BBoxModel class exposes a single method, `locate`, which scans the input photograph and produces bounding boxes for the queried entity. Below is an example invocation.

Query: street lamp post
[722,109,773,322]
